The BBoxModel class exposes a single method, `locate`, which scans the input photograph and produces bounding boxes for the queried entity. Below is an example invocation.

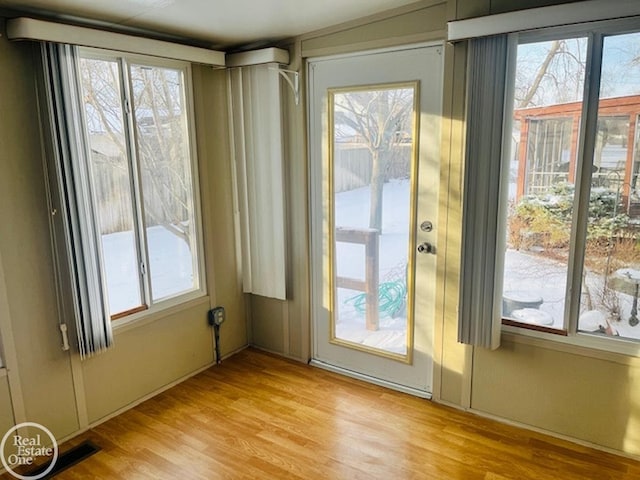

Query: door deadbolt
[420,221,433,232]
[417,242,435,254]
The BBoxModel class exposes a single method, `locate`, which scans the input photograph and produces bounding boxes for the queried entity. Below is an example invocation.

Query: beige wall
[454,0,581,19]
[192,66,248,360]
[472,340,640,455]
[300,1,447,57]
[247,37,311,360]
[0,28,79,439]
[0,378,14,439]
[0,19,246,442]
[434,16,469,407]
[82,300,215,423]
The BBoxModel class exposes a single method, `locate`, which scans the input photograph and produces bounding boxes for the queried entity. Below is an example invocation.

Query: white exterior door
[309,44,443,395]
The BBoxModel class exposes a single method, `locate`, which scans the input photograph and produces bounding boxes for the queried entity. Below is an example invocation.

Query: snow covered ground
[102,225,195,315]
[505,249,640,340]
[333,179,411,355]
[334,178,640,352]
[503,249,568,328]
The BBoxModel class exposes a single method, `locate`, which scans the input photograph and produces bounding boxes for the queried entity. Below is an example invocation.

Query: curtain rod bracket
[270,66,299,105]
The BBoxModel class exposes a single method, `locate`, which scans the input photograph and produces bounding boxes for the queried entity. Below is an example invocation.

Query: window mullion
[565,32,604,334]
[120,58,152,309]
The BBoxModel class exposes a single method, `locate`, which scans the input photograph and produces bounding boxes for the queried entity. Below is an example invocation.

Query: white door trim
[310,359,433,399]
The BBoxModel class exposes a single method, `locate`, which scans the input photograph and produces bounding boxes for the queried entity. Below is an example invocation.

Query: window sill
[502,318,568,336]
[502,324,640,366]
[112,294,210,335]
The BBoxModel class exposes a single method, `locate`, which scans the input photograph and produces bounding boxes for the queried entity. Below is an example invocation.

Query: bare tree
[131,65,194,244]
[334,88,414,231]
[79,59,194,244]
[515,39,586,108]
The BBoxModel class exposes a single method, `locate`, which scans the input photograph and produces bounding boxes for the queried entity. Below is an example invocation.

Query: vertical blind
[228,64,288,300]
[40,43,113,358]
[458,35,509,349]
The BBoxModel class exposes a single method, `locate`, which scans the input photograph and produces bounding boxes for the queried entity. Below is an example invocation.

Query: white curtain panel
[229,64,287,300]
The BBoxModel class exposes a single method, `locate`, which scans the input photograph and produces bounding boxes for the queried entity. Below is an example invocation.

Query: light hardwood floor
[13,348,640,479]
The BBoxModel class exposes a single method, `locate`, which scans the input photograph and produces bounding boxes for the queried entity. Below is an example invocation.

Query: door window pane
[578,32,640,340]
[502,38,587,329]
[79,57,143,316]
[331,85,416,358]
[130,65,199,301]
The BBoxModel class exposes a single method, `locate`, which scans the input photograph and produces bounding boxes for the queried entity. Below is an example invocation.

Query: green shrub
[509,182,630,250]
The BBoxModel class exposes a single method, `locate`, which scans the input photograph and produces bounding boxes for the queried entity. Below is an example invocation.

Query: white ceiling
[0,0,421,50]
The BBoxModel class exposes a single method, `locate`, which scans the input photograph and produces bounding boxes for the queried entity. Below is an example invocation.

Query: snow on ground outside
[333,178,411,354]
[503,249,568,327]
[335,178,640,350]
[102,225,194,315]
[506,249,640,340]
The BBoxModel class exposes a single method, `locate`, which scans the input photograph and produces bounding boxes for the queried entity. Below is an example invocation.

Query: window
[499,26,640,347]
[68,48,204,322]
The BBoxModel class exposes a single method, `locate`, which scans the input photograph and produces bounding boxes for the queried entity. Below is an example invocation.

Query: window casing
[498,21,640,354]
[71,47,205,324]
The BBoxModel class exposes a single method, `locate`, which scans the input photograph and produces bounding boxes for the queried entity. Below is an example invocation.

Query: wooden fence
[334,143,411,193]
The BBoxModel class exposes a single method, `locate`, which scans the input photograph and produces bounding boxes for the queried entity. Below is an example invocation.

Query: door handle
[417,242,435,254]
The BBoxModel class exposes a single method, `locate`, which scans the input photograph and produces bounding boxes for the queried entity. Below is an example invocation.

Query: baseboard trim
[309,359,432,399]
[249,344,308,363]
[221,344,249,361]
[429,397,640,462]
[55,360,219,447]
[467,407,640,463]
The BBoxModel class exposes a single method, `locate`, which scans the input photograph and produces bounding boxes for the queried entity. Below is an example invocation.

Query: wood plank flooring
[10,348,640,479]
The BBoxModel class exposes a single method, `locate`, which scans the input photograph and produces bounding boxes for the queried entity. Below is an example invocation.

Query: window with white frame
[499,25,640,344]
[68,48,204,322]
